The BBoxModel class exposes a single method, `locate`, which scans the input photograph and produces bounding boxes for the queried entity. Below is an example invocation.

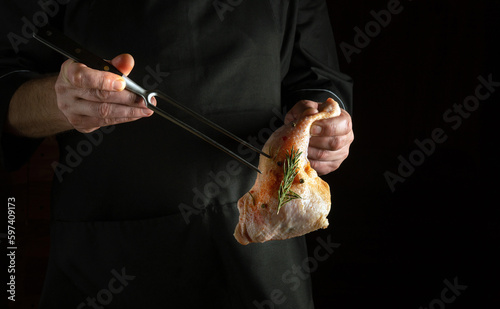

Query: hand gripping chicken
[234,98,341,245]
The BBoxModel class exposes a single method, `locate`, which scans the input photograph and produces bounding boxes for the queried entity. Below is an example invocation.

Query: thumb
[110,53,135,76]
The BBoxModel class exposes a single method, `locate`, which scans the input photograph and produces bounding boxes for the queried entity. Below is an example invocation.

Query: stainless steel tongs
[33,26,270,173]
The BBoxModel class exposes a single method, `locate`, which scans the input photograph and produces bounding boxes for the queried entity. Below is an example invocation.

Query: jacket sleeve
[280,0,353,114]
[0,3,64,171]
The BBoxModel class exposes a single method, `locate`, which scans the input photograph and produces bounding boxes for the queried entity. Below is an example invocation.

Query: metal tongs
[33,26,270,173]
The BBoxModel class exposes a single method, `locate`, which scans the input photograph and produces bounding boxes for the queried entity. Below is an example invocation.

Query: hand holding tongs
[33,26,270,173]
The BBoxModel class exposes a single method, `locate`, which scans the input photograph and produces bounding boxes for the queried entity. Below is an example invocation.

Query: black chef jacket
[0,1,352,308]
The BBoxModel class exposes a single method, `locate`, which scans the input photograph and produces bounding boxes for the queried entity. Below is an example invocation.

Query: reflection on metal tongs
[33,25,270,173]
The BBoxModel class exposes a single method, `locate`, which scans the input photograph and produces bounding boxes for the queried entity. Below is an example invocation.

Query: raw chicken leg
[234,98,341,245]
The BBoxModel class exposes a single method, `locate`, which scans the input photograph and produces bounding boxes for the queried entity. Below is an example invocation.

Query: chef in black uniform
[1,1,353,308]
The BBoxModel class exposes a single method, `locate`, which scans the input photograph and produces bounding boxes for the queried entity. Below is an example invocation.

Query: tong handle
[34,25,123,76]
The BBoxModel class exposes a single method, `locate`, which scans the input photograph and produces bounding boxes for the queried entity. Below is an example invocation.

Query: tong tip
[260,151,271,158]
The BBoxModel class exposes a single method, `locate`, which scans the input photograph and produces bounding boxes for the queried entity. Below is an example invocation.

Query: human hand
[285,99,354,176]
[55,53,154,133]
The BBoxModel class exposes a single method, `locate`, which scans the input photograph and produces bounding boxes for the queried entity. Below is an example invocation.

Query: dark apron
[40,1,314,308]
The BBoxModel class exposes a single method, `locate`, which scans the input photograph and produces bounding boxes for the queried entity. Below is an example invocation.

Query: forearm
[5,75,72,138]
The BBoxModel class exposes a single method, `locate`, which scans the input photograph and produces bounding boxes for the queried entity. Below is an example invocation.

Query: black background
[308,0,499,308]
[1,0,499,308]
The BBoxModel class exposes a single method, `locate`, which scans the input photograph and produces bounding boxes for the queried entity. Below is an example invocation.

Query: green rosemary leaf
[277,146,302,214]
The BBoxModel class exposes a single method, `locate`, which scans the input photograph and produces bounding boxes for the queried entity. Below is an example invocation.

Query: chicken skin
[234,98,341,245]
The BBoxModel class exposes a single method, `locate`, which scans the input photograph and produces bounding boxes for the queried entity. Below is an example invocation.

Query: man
[1,1,353,308]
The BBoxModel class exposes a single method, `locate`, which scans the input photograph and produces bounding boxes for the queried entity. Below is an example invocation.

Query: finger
[65,99,153,121]
[70,114,145,134]
[85,100,153,119]
[308,143,351,174]
[310,109,352,137]
[284,100,319,124]
[61,59,126,92]
[149,96,157,106]
[58,91,150,117]
[308,144,348,165]
[310,158,344,176]
[77,86,141,105]
[309,131,353,155]
[110,53,135,77]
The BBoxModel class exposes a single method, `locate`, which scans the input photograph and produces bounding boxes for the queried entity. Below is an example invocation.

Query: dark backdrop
[2,0,499,308]
[308,0,499,308]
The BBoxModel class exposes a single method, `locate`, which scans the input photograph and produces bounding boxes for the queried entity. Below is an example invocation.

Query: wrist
[6,75,72,137]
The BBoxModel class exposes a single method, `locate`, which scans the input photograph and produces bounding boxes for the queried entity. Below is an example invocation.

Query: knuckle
[67,114,85,128]
[344,117,353,134]
[69,66,85,87]
[97,102,111,118]
[346,116,353,131]
[101,117,114,127]
[94,89,111,101]
[331,161,341,172]
[128,92,140,105]
[97,73,112,91]
[341,148,350,161]
[325,160,341,173]
[57,99,68,112]
[331,135,352,151]
[338,111,353,133]
[128,108,140,118]
[54,78,67,95]
[315,148,329,161]
[301,100,317,109]
[330,121,342,135]
[328,137,341,151]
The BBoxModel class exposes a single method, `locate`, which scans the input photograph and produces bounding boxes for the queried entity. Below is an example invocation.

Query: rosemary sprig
[277,146,302,214]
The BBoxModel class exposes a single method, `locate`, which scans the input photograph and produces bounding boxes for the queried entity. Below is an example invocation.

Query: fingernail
[150,96,157,106]
[143,108,153,116]
[113,79,126,91]
[311,125,322,135]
